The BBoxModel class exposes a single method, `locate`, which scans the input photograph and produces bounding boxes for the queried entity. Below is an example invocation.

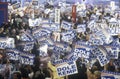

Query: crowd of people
[0,1,120,79]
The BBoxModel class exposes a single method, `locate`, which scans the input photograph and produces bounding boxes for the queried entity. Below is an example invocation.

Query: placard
[55,8,60,24]
[23,41,34,52]
[32,28,51,39]
[76,24,86,33]
[105,45,119,59]
[101,71,120,79]
[89,36,104,45]
[61,21,72,30]
[20,33,33,42]
[6,48,19,61]
[38,44,48,57]
[61,30,76,42]
[107,22,120,35]
[0,38,15,49]
[74,44,91,58]
[56,61,78,77]
[32,1,38,6]
[19,52,35,65]
[12,3,21,9]
[93,47,109,66]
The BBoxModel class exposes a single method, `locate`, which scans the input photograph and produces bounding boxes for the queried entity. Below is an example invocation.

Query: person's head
[11,28,16,34]
[109,59,114,66]
[0,27,4,34]
[94,71,101,79]
[13,72,21,79]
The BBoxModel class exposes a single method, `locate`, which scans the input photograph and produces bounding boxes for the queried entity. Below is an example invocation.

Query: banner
[0,37,15,49]
[56,61,78,77]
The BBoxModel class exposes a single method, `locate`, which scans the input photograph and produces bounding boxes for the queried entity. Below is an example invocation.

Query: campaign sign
[93,28,111,44]
[61,21,72,30]
[76,24,86,33]
[101,71,120,79]
[50,23,60,31]
[89,34,104,45]
[114,59,120,67]
[42,23,60,31]
[6,48,19,61]
[12,3,21,9]
[94,22,107,29]
[110,39,120,48]
[33,28,51,39]
[53,46,65,54]
[32,1,38,6]
[53,56,77,65]
[20,32,34,42]
[37,37,54,47]
[0,38,15,49]
[23,41,34,52]
[105,45,119,59]
[56,61,78,77]
[74,46,91,59]
[19,52,35,65]
[108,22,120,35]
[93,47,109,66]
[61,30,76,42]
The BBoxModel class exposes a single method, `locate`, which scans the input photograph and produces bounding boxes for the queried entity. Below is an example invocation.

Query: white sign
[0,38,15,49]
[19,53,35,65]
[74,44,91,58]
[76,24,86,33]
[55,8,60,24]
[33,28,51,39]
[61,21,72,30]
[110,1,115,11]
[101,71,120,79]
[108,22,120,35]
[93,47,109,66]
[6,49,19,61]
[105,45,119,59]
[39,44,48,55]
[56,61,78,77]
[23,42,34,51]
[61,30,76,42]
